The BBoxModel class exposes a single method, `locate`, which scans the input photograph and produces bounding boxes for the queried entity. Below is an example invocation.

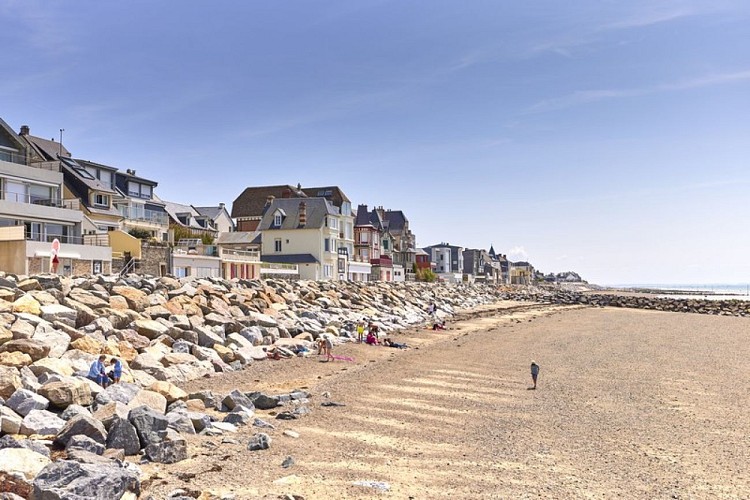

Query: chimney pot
[219,202,225,208]
[19,125,29,135]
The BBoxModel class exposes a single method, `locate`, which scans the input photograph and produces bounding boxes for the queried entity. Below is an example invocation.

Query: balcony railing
[1,191,63,207]
[26,232,84,245]
[220,248,261,263]
[0,150,28,166]
[173,244,219,257]
[260,262,299,274]
[117,206,169,226]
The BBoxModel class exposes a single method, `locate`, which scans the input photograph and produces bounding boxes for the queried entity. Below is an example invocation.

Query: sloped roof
[258,197,338,231]
[20,132,71,161]
[383,210,407,231]
[216,231,260,245]
[231,184,306,218]
[60,158,118,195]
[162,200,213,230]
[0,118,28,152]
[193,206,223,220]
[301,186,350,208]
[262,254,318,264]
[354,204,385,229]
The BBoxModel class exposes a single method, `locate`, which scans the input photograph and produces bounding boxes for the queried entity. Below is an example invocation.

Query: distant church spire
[489,244,496,257]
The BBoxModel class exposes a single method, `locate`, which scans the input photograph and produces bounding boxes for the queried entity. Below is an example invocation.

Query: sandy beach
[141,303,750,499]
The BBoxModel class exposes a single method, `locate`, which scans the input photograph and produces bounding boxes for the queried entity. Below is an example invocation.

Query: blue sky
[2,0,749,284]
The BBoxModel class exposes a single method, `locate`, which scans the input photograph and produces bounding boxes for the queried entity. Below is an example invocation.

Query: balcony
[0,150,28,166]
[1,191,63,207]
[220,248,261,263]
[370,255,394,267]
[117,206,169,226]
[260,262,299,275]
[173,244,219,257]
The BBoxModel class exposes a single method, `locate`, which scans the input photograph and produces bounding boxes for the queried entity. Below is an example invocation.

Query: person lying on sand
[382,338,409,349]
[432,320,446,330]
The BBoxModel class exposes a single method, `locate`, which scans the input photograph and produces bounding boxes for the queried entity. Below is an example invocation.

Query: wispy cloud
[508,246,529,261]
[525,69,750,114]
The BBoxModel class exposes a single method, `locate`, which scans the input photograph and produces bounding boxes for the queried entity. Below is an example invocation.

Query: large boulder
[54,414,107,447]
[0,339,50,362]
[111,286,149,312]
[134,319,169,340]
[127,390,167,414]
[0,448,51,490]
[6,388,49,416]
[31,328,71,358]
[69,336,104,355]
[29,358,74,378]
[0,366,23,398]
[105,417,140,456]
[19,410,65,436]
[0,324,13,345]
[0,351,32,369]
[143,435,188,464]
[38,379,93,408]
[92,401,130,430]
[65,435,105,456]
[31,459,141,499]
[128,406,168,448]
[148,381,188,404]
[95,382,140,406]
[11,294,41,315]
[222,390,255,412]
[1,406,23,434]
[40,304,78,328]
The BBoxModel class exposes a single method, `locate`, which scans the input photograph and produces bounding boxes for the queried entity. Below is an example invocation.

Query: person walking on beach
[530,361,540,389]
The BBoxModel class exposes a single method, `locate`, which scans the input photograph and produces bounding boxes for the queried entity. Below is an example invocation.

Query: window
[92,260,102,274]
[360,231,368,243]
[274,238,282,252]
[98,170,112,188]
[274,213,282,227]
[128,181,152,199]
[362,248,369,260]
[324,264,332,277]
[329,217,338,229]
[93,194,109,207]
[324,238,330,252]
[383,239,389,250]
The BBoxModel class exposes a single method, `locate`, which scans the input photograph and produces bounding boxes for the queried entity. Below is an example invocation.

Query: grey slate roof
[301,186,350,208]
[261,254,318,264]
[383,210,407,231]
[193,206,222,220]
[216,231,260,245]
[60,158,118,195]
[162,200,208,230]
[258,197,338,231]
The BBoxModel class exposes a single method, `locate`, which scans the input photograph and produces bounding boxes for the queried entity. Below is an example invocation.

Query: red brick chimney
[298,201,307,227]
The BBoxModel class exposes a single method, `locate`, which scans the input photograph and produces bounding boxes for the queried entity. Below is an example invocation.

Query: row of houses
[0,117,536,283]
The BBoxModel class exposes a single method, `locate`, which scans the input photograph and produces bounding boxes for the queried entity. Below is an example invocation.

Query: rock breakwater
[500,287,750,317]
[0,272,505,496]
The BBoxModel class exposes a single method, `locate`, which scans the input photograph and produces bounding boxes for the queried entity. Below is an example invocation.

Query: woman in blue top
[109,357,123,384]
[88,355,108,387]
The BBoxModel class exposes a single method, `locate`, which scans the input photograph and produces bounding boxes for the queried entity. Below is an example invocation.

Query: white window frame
[274,212,282,226]
[360,231,368,243]
[93,193,109,207]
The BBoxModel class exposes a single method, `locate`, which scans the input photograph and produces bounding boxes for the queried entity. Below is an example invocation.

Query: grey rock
[249,392,280,410]
[65,435,105,455]
[6,388,49,416]
[222,390,254,412]
[60,404,92,421]
[252,418,275,429]
[187,412,212,432]
[247,433,271,451]
[20,409,65,436]
[281,456,295,468]
[128,405,168,448]
[106,417,140,456]
[54,414,107,447]
[166,410,196,435]
[95,382,140,406]
[144,436,188,464]
[32,459,141,499]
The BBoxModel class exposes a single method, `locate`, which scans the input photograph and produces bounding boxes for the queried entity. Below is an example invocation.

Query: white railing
[117,206,169,226]
[220,248,261,263]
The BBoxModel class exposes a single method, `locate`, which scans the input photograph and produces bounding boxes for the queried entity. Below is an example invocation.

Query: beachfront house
[0,119,112,275]
[423,242,464,283]
[258,197,344,281]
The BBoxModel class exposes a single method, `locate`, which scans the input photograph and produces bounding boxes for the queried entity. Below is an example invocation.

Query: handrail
[1,191,63,207]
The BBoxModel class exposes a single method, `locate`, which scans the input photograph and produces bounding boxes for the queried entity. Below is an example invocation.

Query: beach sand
[140,304,750,499]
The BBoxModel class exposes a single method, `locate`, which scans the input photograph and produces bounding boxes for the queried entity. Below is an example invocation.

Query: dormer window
[273,209,285,227]
[93,193,109,207]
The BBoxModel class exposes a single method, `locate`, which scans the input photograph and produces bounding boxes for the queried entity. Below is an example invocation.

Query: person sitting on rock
[88,355,109,388]
[365,331,379,345]
[108,357,123,384]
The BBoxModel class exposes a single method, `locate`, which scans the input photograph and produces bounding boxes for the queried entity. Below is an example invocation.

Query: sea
[612,284,750,301]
